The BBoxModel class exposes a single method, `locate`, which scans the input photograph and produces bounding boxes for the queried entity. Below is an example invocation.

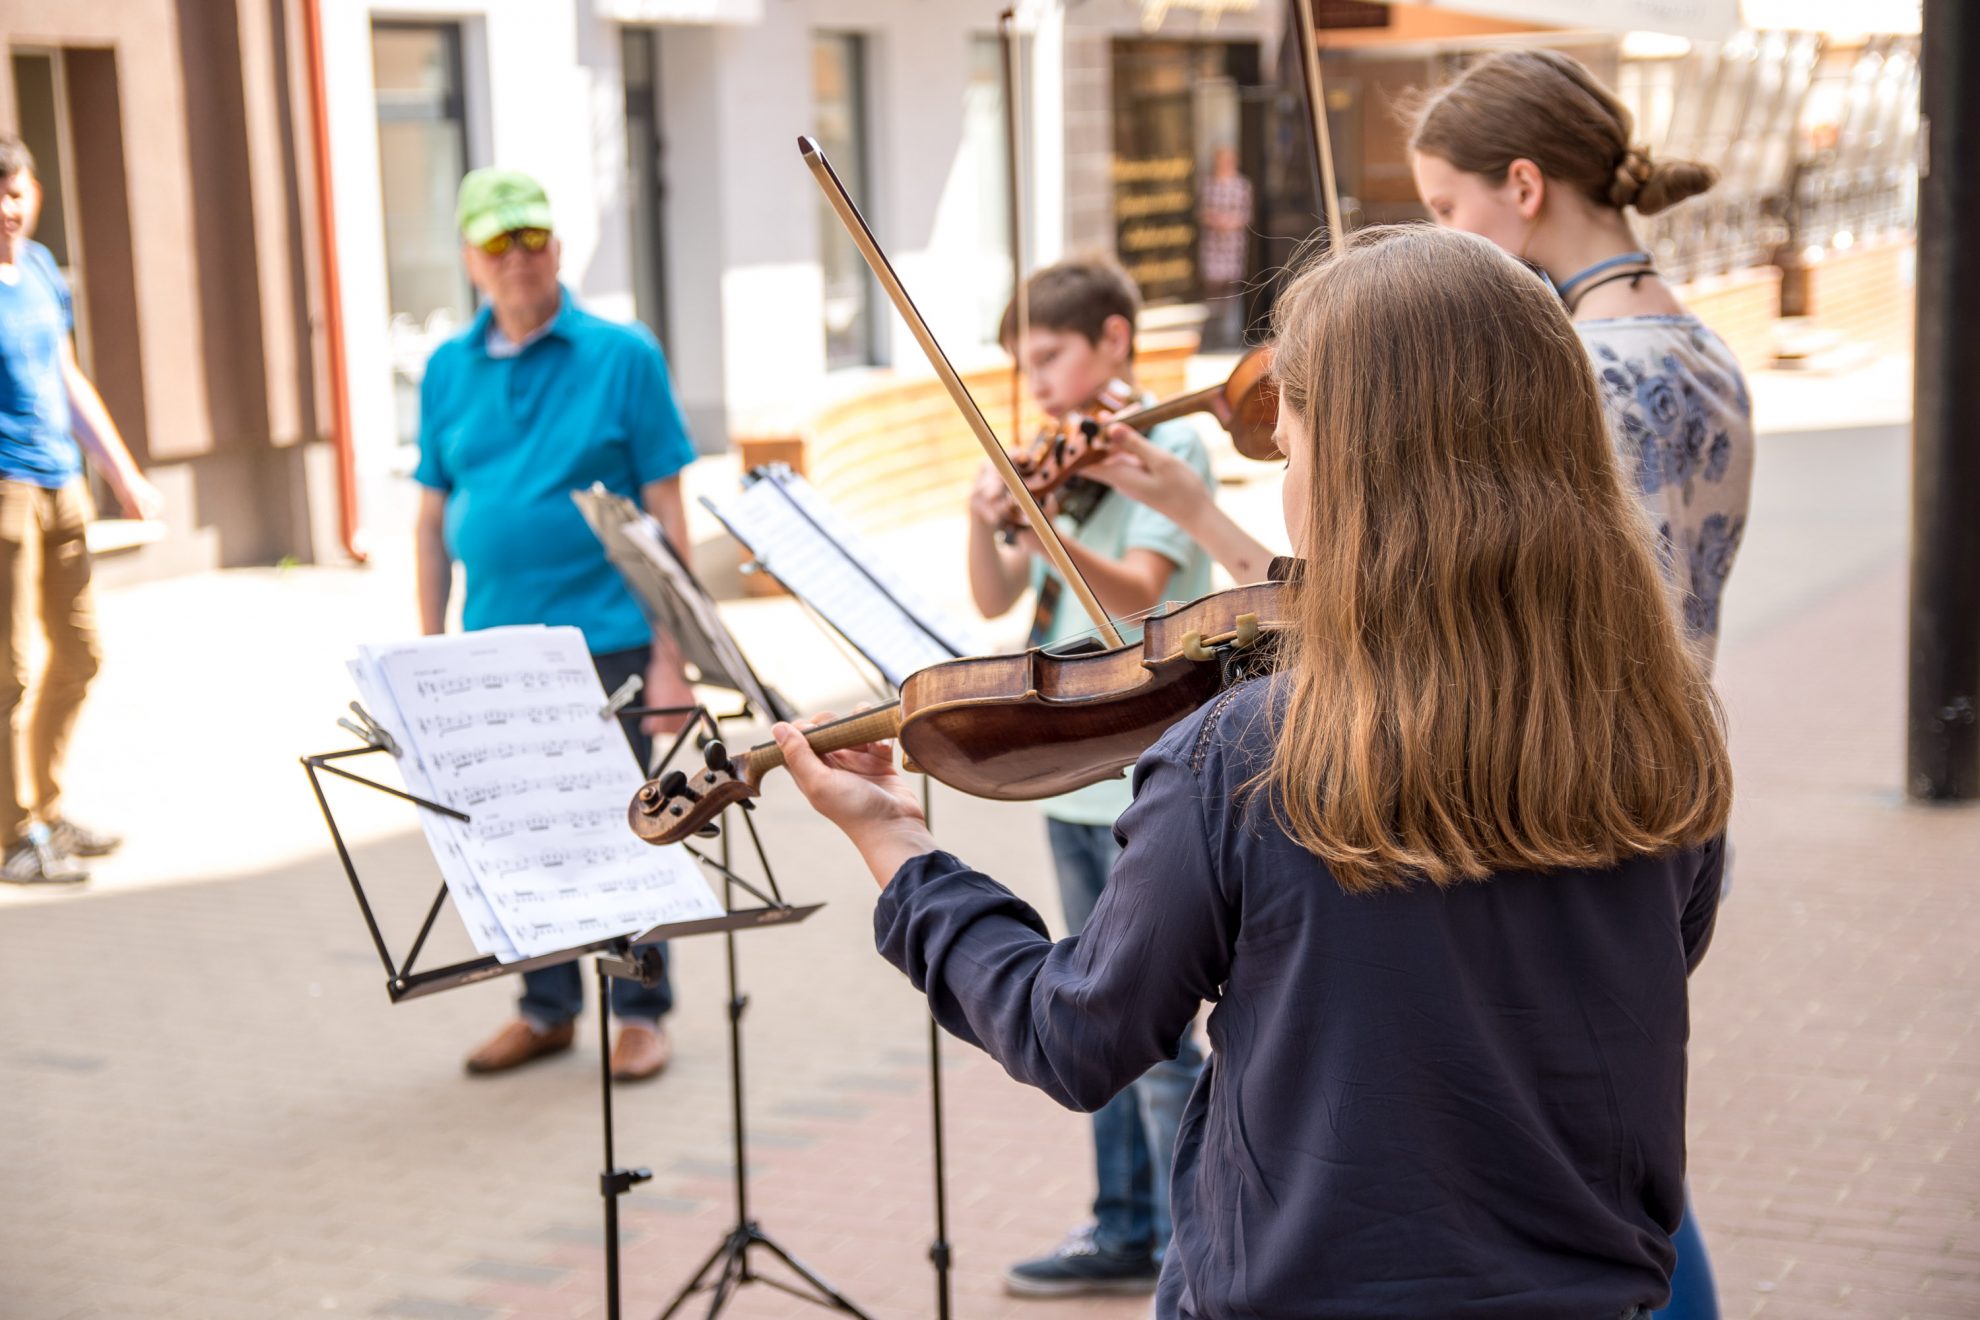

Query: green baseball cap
[455,168,553,246]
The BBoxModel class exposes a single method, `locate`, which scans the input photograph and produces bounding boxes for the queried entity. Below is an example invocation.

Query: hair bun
[1623,148,1719,216]
[1607,146,1653,209]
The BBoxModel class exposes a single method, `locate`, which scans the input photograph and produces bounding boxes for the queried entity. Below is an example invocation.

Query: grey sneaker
[2,829,89,885]
[1003,1223,1159,1297]
[47,817,122,858]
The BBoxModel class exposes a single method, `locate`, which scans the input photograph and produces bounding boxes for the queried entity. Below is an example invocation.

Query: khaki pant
[0,480,102,842]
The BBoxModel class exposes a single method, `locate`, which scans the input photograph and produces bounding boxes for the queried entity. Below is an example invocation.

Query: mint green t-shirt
[1028,418,1214,826]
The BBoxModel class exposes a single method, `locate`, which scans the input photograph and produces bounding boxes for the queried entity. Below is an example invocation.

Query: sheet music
[349,626,722,962]
[704,466,983,688]
[347,651,518,961]
[572,486,793,722]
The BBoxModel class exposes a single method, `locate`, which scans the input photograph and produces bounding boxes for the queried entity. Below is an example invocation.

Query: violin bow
[1292,0,1347,247]
[799,135,1126,649]
[999,9,1028,451]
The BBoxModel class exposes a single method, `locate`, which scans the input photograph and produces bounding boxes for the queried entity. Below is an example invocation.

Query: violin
[998,345,1282,532]
[1002,378,1138,530]
[629,579,1288,846]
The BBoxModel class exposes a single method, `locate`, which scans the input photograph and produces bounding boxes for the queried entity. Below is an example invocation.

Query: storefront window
[623,27,670,351]
[373,22,472,453]
[1110,40,1262,316]
[813,32,880,369]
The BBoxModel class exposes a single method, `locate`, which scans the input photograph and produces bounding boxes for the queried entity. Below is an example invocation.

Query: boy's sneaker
[1,829,89,885]
[47,817,122,858]
[1003,1224,1159,1297]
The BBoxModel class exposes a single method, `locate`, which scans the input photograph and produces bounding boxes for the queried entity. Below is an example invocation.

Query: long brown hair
[1264,226,1730,892]
[1408,50,1715,216]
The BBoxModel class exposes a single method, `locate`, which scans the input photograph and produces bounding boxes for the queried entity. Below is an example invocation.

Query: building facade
[0,0,336,577]
[0,0,1920,576]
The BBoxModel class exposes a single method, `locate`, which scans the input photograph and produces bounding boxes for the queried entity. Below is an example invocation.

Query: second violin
[998,343,1280,530]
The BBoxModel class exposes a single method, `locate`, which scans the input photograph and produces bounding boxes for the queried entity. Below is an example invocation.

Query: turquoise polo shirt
[1027,417,1213,827]
[413,287,695,653]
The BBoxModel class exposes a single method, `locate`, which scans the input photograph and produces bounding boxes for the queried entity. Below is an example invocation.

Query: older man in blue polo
[414,168,697,1082]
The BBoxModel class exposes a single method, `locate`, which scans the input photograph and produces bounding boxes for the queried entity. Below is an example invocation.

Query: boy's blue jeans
[518,645,673,1028]
[1047,817,1205,1260]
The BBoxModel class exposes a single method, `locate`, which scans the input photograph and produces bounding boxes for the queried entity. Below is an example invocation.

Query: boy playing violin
[964,257,1215,1297]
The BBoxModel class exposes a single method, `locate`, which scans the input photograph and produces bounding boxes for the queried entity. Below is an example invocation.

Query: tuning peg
[658,769,701,803]
[704,740,732,774]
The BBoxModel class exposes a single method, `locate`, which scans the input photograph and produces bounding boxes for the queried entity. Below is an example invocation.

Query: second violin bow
[1292,0,1347,247]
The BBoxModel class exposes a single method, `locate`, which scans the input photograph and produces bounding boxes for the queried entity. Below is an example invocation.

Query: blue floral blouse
[1578,316,1754,666]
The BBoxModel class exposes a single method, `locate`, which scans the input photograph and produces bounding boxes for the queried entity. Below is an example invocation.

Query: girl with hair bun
[1410,48,1754,671]
[1091,52,1752,673]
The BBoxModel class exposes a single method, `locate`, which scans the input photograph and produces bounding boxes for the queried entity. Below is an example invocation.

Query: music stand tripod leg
[598,953,653,1320]
[922,775,954,1320]
[651,823,871,1320]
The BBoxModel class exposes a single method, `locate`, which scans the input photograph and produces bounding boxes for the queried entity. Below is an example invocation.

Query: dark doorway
[622,26,670,353]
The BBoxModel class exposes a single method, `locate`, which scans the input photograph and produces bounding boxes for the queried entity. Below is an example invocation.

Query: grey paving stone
[373,1299,496,1320]
[458,1258,570,1286]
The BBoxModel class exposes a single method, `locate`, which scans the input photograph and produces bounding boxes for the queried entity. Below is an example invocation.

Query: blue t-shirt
[414,288,696,653]
[0,242,83,489]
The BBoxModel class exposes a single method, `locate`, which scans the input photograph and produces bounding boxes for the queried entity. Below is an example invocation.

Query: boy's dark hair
[999,257,1140,359]
[0,135,35,182]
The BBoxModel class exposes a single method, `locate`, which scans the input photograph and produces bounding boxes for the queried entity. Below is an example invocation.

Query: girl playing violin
[771,225,1731,1319]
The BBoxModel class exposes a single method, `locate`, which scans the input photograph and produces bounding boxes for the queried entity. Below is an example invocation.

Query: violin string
[1048,600,1170,651]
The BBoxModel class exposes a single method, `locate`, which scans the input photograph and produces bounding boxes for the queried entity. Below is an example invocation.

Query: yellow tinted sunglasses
[478,227,552,257]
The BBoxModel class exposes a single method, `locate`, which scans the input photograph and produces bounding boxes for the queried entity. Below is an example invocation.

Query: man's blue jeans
[1047,817,1205,1261]
[518,645,673,1028]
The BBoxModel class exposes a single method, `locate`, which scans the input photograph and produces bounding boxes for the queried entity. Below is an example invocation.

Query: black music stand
[693,465,965,1320]
[302,697,827,1320]
[638,787,872,1320]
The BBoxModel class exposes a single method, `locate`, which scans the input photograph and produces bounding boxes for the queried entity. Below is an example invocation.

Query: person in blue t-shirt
[413,169,697,1084]
[0,135,162,887]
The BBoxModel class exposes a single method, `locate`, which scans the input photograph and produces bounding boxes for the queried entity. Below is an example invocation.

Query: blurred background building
[0,0,1920,579]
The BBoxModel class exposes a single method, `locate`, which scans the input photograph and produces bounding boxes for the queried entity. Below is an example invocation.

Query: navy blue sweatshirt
[874,679,1723,1320]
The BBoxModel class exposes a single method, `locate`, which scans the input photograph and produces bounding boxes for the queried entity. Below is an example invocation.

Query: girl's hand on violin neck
[771,714,936,889]
[1086,423,1211,525]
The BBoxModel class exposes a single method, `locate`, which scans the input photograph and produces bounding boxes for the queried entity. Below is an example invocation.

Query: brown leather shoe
[464,1019,575,1075]
[610,1021,672,1082]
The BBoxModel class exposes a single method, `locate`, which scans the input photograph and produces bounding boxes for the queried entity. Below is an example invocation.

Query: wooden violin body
[629,580,1288,845]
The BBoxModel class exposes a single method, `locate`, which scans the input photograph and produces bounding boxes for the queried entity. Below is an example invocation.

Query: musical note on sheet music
[349,626,722,961]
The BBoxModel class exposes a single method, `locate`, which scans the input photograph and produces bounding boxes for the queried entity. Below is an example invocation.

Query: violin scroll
[630,744,755,844]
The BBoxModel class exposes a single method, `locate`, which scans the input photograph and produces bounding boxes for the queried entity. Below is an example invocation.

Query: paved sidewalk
[2,358,1976,1318]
